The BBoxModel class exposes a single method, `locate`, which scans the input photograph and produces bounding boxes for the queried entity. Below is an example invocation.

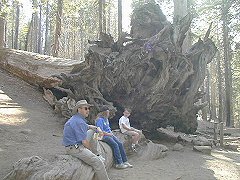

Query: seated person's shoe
[115,163,128,169]
[124,162,133,168]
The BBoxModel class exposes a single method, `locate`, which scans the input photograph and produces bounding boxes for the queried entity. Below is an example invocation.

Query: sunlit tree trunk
[210,62,217,121]
[37,3,42,53]
[106,0,111,34]
[118,0,122,40]
[73,19,76,59]
[44,0,49,55]
[13,2,20,49]
[31,0,39,52]
[11,5,15,48]
[24,21,32,51]
[206,68,211,120]
[173,0,191,53]
[201,83,208,121]
[52,0,63,57]
[217,51,223,123]
[102,0,106,33]
[98,0,103,35]
[222,0,234,127]
[0,16,6,48]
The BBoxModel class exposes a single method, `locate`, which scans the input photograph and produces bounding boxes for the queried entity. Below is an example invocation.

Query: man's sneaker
[97,155,105,163]
[124,162,133,168]
[115,163,128,169]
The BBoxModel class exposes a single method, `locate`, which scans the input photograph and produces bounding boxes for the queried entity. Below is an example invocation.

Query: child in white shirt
[119,108,142,151]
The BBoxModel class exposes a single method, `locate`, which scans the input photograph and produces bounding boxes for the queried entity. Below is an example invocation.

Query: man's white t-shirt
[119,116,131,133]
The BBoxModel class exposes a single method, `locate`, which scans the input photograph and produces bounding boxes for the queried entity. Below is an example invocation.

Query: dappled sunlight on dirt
[0,90,27,125]
[205,150,240,180]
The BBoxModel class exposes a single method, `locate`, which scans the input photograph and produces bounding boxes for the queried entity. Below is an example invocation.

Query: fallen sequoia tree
[0,2,217,135]
[50,2,217,134]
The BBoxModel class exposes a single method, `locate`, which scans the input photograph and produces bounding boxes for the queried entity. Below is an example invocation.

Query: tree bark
[102,0,106,33]
[0,48,81,88]
[44,0,49,55]
[37,3,42,53]
[13,3,20,49]
[32,0,39,52]
[222,0,234,127]
[52,0,63,57]
[217,51,223,123]
[173,0,192,53]
[0,16,6,48]
[118,0,122,40]
[98,0,103,35]
[210,62,217,121]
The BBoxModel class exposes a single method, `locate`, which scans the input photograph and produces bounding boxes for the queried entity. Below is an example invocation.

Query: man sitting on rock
[119,108,142,152]
[63,100,110,180]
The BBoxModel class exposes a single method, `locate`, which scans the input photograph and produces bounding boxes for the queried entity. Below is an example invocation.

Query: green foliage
[0,0,11,17]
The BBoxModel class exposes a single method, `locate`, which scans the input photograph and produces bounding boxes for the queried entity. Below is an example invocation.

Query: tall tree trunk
[201,83,208,121]
[98,0,103,35]
[206,68,211,121]
[0,16,6,48]
[217,51,223,123]
[11,6,15,48]
[173,0,191,53]
[73,20,76,59]
[44,0,49,55]
[106,0,111,34]
[24,21,32,51]
[222,0,234,127]
[32,0,39,52]
[13,3,20,49]
[118,0,122,40]
[210,62,217,121]
[29,13,35,51]
[102,0,106,33]
[52,0,63,57]
[37,3,42,53]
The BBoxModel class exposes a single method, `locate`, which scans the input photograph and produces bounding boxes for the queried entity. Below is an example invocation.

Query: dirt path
[0,68,239,180]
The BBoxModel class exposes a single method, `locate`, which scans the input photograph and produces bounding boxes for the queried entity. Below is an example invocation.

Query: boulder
[191,136,212,146]
[173,143,184,152]
[136,141,168,161]
[193,146,212,155]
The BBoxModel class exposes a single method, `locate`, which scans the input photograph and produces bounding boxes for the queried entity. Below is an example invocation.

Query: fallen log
[157,127,193,143]
[0,48,81,88]
[3,142,113,180]
[4,132,168,180]
[193,146,212,155]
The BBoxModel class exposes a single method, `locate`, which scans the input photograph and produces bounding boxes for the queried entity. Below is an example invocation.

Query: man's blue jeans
[102,135,127,164]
